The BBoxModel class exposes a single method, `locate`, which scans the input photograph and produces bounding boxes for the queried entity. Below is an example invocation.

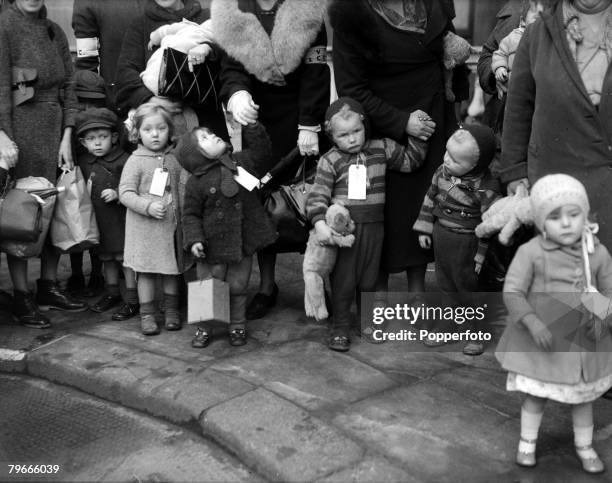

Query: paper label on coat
[304,46,328,64]
[76,37,99,58]
[233,166,259,191]
[348,164,367,200]
[149,168,169,197]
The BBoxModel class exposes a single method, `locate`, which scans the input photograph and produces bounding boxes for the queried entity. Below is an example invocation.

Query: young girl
[497,174,612,474]
[119,103,189,336]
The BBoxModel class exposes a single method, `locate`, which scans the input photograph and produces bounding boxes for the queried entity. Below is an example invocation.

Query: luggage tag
[233,166,259,191]
[149,168,169,197]
[348,163,367,200]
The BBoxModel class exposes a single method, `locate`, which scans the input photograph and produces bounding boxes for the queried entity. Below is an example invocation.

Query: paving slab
[25,335,251,423]
[210,340,396,410]
[332,382,515,482]
[316,457,418,483]
[201,388,364,482]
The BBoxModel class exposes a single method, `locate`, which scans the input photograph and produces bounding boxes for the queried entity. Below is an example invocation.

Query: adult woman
[501,0,612,250]
[329,0,467,293]
[0,0,87,328]
[115,0,226,135]
[211,0,330,320]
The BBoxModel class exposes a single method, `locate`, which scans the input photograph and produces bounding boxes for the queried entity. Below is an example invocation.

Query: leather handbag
[11,67,37,106]
[158,47,218,105]
[0,186,42,242]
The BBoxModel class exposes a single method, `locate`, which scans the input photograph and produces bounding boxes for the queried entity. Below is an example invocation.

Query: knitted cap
[175,128,209,175]
[75,107,118,136]
[458,123,497,173]
[75,70,106,99]
[530,174,589,231]
[324,97,370,139]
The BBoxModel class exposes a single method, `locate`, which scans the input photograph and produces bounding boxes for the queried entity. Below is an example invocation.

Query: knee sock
[574,425,597,458]
[164,293,179,320]
[140,301,156,316]
[126,288,138,305]
[519,407,543,453]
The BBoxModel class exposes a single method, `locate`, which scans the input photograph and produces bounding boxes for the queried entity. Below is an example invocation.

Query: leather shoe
[13,290,51,329]
[329,335,350,352]
[229,328,247,346]
[576,446,605,474]
[90,293,122,313]
[192,328,211,348]
[463,342,484,356]
[515,438,537,467]
[246,284,278,320]
[140,314,160,336]
[112,303,139,321]
[37,279,88,312]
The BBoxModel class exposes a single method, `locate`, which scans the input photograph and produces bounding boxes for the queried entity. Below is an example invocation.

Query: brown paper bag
[187,278,230,324]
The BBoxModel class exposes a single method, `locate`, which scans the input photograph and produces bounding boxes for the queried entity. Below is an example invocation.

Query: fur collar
[211,0,326,85]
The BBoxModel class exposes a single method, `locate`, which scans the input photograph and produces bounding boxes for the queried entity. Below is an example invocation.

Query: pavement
[1,252,612,482]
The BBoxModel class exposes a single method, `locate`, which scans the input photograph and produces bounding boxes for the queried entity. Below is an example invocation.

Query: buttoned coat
[496,235,612,384]
[500,3,612,250]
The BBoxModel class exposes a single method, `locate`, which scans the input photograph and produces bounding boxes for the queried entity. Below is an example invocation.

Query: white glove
[297,129,319,156]
[227,90,259,126]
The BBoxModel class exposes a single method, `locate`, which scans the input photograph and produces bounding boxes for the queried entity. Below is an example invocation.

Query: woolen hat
[75,108,118,136]
[458,123,497,173]
[75,70,106,99]
[324,97,370,139]
[530,174,589,231]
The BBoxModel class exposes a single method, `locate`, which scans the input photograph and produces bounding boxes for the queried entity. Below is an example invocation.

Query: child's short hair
[127,103,175,144]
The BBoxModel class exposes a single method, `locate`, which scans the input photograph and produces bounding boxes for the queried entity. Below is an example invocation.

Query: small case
[187,278,230,324]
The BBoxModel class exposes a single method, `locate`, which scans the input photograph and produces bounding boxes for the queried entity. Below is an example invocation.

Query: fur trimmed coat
[329,0,465,271]
[211,0,330,177]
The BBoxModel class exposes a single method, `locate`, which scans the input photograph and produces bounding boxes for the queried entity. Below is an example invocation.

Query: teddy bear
[303,203,355,321]
[475,183,533,245]
[443,31,474,103]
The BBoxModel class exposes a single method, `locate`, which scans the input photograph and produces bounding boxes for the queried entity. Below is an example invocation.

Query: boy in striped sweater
[306,97,427,352]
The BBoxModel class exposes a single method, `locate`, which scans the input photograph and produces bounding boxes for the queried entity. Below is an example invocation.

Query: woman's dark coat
[500,3,612,251]
[329,0,466,271]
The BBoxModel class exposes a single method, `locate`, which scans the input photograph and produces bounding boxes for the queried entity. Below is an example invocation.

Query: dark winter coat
[0,167,7,192]
[0,5,78,182]
[500,3,612,251]
[79,145,129,255]
[329,0,466,271]
[72,0,146,110]
[115,0,225,134]
[211,0,330,177]
[181,123,277,264]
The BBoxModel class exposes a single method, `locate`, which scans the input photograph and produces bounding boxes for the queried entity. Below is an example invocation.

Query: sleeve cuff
[298,125,321,133]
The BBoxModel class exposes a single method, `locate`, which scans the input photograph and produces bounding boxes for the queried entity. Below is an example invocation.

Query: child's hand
[418,234,432,250]
[147,39,156,51]
[147,201,167,219]
[495,67,508,83]
[314,220,334,246]
[187,44,212,72]
[523,314,553,351]
[101,188,118,203]
[191,242,205,258]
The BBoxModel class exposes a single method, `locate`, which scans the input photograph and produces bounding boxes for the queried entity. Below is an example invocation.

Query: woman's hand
[0,130,19,168]
[227,90,259,126]
[523,314,553,351]
[58,128,74,170]
[297,129,319,156]
[101,188,118,203]
[147,201,167,219]
[314,220,334,246]
[406,110,436,141]
[191,242,205,258]
[187,44,212,72]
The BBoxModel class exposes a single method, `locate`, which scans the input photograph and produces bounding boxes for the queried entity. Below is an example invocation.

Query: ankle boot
[163,293,181,331]
[36,279,88,312]
[13,290,51,329]
[140,301,159,335]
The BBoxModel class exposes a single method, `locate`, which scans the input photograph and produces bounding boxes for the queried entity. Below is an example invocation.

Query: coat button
[235,202,241,209]
[216,200,222,207]
[575,268,582,276]
[210,187,216,194]
[217,212,224,219]
[165,185,171,192]
[608,146,612,151]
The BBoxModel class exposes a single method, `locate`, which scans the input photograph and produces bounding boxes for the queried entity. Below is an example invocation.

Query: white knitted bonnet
[530,174,589,231]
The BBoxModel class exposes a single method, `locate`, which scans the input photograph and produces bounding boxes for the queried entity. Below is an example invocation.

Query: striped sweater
[306,137,427,224]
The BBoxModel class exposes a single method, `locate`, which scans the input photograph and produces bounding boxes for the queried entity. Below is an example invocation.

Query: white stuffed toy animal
[303,203,355,321]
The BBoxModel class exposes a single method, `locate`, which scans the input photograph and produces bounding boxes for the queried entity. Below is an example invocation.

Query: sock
[140,301,156,316]
[164,293,179,319]
[126,288,138,305]
[519,407,543,453]
[574,425,597,458]
[107,284,120,297]
[90,252,103,276]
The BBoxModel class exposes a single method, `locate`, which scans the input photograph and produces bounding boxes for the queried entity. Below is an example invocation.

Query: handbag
[0,182,42,242]
[12,67,37,106]
[158,47,218,105]
[263,149,315,253]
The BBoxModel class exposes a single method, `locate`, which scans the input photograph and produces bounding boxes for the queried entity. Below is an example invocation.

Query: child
[141,19,214,96]
[413,124,500,355]
[75,108,139,321]
[119,103,189,335]
[306,97,427,352]
[492,0,546,98]
[496,174,612,474]
[177,123,277,348]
